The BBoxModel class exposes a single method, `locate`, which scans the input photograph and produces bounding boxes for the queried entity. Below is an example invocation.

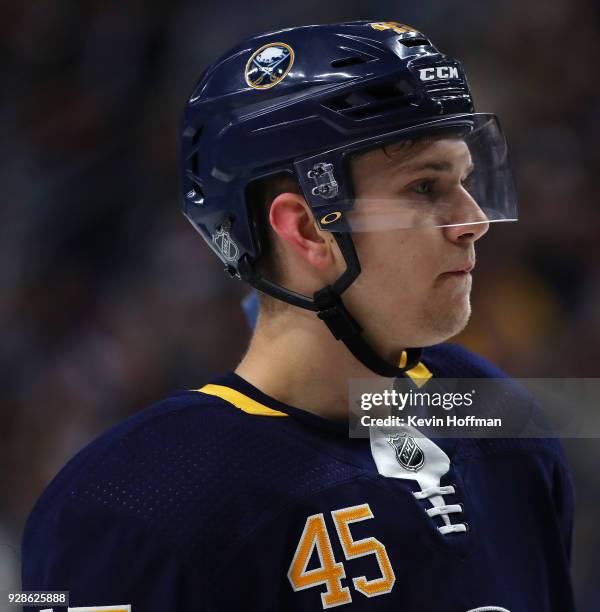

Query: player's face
[342,137,489,357]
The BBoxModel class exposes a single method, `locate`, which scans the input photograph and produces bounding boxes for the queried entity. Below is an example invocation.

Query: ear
[269,192,336,270]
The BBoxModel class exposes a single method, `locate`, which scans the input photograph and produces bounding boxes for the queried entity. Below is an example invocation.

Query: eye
[411,180,433,195]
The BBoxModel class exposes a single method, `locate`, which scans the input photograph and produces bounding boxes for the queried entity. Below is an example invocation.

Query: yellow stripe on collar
[195,383,288,417]
[196,357,432,416]
[400,351,433,388]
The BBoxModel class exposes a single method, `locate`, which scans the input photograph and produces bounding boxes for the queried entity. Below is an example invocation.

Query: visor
[294,113,517,232]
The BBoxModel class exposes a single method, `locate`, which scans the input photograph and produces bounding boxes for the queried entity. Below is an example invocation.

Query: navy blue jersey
[21,344,575,611]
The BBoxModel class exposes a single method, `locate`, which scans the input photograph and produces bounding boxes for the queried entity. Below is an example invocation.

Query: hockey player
[22,21,575,611]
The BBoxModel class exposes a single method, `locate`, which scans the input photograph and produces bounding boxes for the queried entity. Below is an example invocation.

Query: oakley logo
[419,66,460,81]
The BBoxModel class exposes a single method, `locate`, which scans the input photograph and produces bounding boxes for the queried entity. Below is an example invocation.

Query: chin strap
[313,284,422,376]
[238,231,422,377]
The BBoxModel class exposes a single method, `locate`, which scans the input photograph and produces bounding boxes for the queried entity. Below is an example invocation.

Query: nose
[442,187,490,244]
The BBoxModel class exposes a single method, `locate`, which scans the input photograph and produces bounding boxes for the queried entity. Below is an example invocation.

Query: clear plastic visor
[298,114,518,231]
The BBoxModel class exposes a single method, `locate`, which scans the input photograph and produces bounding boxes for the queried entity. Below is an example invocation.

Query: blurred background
[1,0,599,608]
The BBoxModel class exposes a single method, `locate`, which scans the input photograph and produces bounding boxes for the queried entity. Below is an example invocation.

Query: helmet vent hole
[190,126,204,175]
[191,127,203,145]
[366,81,411,100]
[400,38,430,47]
[190,152,200,176]
[331,55,369,68]
[322,80,415,118]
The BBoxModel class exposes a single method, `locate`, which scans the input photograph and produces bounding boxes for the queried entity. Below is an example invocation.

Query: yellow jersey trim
[400,351,433,388]
[195,358,433,416]
[195,383,288,417]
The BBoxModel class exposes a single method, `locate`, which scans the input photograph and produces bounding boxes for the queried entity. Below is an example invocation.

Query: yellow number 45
[287,503,395,609]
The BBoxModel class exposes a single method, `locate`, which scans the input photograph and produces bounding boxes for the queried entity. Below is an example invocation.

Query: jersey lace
[413,484,467,534]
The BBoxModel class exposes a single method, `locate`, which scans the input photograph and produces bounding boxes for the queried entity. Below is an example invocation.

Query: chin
[436,302,472,342]
[370,294,472,355]
[409,299,472,348]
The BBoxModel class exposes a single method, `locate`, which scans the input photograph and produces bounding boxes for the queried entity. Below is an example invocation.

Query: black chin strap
[238,231,422,377]
[313,284,422,376]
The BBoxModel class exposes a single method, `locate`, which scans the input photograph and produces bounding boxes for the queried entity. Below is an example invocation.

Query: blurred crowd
[1,0,599,608]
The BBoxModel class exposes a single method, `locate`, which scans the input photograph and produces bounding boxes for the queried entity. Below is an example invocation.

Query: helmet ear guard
[181,21,517,377]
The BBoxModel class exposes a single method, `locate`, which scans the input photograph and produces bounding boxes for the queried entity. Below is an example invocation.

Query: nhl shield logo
[245,42,295,89]
[387,434,425,471]
[212,227,239,262]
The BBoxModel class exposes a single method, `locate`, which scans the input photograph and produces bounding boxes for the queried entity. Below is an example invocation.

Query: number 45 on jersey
[288,503,395,609]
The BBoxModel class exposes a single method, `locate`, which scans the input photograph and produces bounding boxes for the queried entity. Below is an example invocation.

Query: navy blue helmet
[180,21,517,376]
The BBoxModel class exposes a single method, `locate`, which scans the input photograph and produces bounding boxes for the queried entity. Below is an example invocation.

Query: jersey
[21,343,575,612]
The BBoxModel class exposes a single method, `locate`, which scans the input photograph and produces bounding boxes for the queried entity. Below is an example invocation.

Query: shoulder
[26,388,251,514]
[23,389,235,538]
[24,387,257,519]
[21,390,233,601]
[23,383,361,559]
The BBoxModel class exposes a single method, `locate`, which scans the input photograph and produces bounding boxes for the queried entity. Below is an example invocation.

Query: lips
[443,262,474,275]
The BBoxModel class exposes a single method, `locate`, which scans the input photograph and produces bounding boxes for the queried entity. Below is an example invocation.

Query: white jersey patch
[370,422,467,534]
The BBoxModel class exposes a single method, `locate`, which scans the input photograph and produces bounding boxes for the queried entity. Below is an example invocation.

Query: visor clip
[307,162,339,199]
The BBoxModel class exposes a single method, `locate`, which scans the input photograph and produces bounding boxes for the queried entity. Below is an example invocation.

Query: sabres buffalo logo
[388,433,425,471]
[245,42,295,89]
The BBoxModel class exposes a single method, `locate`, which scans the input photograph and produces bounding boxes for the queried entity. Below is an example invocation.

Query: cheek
[355,231,435,291]
[354,235,393,286]
[355,231,401,266]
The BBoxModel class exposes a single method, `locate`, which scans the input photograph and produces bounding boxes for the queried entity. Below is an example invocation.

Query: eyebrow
[402,160,475,173]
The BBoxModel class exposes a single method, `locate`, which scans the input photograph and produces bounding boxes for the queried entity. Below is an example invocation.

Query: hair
[246,172,302,314]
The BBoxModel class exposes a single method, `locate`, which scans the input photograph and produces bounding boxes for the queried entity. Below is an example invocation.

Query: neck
[235,306,398,421]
